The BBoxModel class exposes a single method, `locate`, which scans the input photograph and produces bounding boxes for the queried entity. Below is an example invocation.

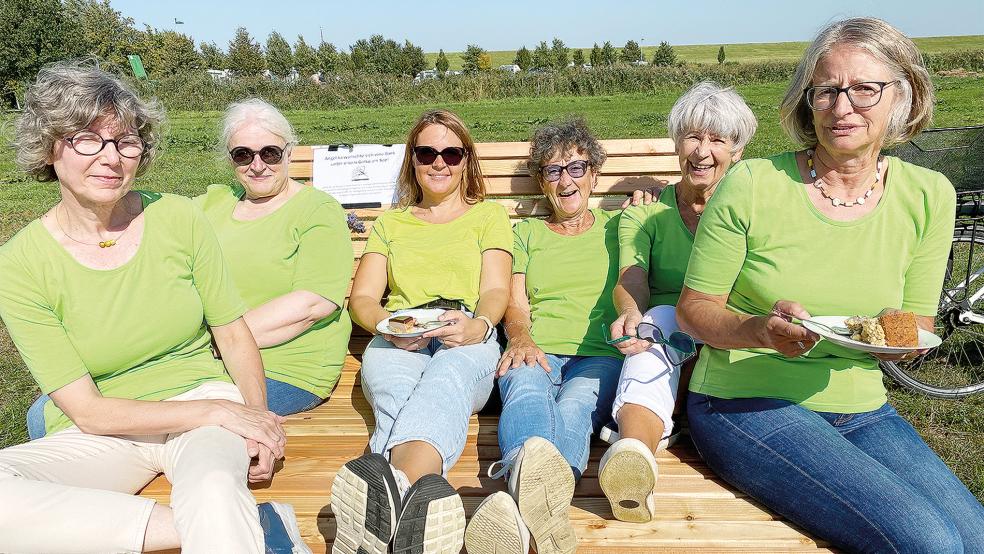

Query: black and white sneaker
[330,453,401,554]
[392,473,465,554]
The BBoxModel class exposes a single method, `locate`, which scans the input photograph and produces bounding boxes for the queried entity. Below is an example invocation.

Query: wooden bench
[140,139,832,552]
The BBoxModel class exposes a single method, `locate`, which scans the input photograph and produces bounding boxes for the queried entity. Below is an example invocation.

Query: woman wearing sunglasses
[194,98,353,418]
[601,81,757,523]
[677,19,984,552]
[332,109,512,553]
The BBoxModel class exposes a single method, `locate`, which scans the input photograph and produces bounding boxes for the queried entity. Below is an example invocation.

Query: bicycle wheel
[881,232,984,398]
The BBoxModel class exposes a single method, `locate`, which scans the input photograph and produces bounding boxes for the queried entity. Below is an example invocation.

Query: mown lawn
[1,76,983,500]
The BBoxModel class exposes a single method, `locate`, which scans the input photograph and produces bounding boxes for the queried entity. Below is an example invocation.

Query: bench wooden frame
[140,139,831,552]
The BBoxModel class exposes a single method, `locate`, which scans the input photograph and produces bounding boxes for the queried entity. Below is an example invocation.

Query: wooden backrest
[290,139,680,269]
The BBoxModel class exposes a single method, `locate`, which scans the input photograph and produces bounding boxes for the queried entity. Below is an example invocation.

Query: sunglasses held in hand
[602,322,697,363]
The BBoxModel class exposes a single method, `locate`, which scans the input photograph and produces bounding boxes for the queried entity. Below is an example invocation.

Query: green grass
[1,76,983,499]
[425,35,984,69]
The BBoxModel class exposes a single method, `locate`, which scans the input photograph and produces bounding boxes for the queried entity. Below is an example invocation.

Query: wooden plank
[483,174,679,196]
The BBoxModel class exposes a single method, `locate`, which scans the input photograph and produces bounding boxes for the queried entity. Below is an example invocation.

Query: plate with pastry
[376,308,454,338]
[802,311,942,354]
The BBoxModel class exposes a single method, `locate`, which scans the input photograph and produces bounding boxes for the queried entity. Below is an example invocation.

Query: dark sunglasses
[229,145,287,167]
[412,146,467,166]
[602,322,697,364]
[541,160,589,182]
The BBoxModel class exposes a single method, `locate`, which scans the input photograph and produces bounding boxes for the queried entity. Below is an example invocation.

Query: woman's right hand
[214,400,287,459]
[498,336,550,376]
[384,333,430,351]
[759,300,820,357]
[611,309,650,356]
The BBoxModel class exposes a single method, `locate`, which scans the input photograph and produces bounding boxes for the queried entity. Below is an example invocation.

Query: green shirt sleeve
[292,201,354,307]
[189,202,248,325]
[364,215,389,257]
[512,219,531,274]
[684,162,753,296]
[618,204,653,271]
[0,242,88,393]
[479,203,514,255]
[901,175,957,315]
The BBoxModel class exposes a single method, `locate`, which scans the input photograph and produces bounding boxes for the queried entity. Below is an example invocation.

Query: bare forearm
[243,291,338,348]
[614,266,650,316]
[213,319,267,408]
[349,295,391,334]
[68,397,227,436]
[475,288,509,325]
[677,296,765,349]
[501,303,533,343]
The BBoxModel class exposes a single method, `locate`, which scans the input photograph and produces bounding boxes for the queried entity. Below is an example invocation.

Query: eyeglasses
[64,131,146,159]
[803,81,899,111]
[602,322,698,364]
[229,145,287,167]
[412,146,467,166]
[540,160,589,182]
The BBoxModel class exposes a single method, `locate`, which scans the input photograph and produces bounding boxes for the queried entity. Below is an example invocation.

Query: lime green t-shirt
[684,153,956,413]
[512,209,622,359]
[618,185,695,307]
[194,184,353,398]
[0,193,247,434]
[364,201,513,312]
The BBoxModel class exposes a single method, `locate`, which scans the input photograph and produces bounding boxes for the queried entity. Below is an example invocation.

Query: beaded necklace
[807,149,883,207]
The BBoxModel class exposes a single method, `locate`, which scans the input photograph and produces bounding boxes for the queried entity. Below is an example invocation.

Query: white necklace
[807,149,883,207]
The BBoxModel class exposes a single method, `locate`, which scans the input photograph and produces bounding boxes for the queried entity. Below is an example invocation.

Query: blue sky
[114,0,983,52]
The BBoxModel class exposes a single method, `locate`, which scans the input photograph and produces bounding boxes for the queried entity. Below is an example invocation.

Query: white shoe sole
[515,439,576,554]
[464,492,527,554]
[330,455,399,554]
[599,449,657,523]
[393,474,465,554]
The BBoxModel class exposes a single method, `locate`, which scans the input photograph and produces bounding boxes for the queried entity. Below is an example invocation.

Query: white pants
[0,381,264,554]
[611,305,699,438]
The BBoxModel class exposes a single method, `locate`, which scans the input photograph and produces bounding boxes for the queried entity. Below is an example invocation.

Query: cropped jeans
[496,354,621,477]
[360,332,500,474]
[688,392,984,553]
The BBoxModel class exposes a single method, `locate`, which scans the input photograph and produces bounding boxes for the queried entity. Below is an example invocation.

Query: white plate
[376,308,451,338]
[802,315,942,354]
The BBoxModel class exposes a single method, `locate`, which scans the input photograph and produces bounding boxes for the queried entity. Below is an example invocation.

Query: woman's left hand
[246,439,277,483]
[422,310,488,347]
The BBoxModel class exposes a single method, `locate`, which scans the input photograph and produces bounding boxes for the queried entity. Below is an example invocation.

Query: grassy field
[425,35,984,69]
[1,76,983,499]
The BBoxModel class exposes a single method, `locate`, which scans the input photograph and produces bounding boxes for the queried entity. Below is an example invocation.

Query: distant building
[498,64,521,73]
[206,69,233,82]
[631,60,648,66]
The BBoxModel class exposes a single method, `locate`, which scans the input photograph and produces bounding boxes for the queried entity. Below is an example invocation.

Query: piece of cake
[878,311,919,347]
[845,316,886,346]
[388,315,416,334]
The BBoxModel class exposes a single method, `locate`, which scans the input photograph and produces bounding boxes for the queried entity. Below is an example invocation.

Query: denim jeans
[360,333,500,474]
[25,376,325,440]
[497,354,621,477]
[688,392,984,553]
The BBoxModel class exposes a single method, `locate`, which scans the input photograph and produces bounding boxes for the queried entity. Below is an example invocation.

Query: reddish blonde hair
[397,109,486,208]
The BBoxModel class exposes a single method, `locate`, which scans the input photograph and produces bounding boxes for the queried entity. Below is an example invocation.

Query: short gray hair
[14,60,164,182]
[780,17,934,148]
[667,81,758,152]
[221,98,297,154]
[527,118,607,182]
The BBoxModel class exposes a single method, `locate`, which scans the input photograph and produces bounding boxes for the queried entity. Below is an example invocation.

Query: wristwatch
[474,315,494,342]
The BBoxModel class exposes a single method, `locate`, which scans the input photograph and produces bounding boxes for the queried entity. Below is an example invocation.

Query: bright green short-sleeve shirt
[684,153,956,413]
[0,193,247,434]
[195,184,354,398]
[364,201,513,312]
[512,209,622,358]
[618,185,695,307]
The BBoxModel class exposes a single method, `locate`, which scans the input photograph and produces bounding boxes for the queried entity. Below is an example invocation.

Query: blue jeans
[360,333,500,474]
[497,354,621,477]
[25,377,324,440]
[688,392,984,553]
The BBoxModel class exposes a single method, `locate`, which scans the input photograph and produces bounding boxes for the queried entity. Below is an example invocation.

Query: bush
[923,50,984,72]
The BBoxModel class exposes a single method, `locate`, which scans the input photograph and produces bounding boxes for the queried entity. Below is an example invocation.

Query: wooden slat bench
[139,139,832,552]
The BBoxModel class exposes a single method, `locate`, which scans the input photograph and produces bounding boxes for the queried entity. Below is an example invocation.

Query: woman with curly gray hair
[0,62,307,553]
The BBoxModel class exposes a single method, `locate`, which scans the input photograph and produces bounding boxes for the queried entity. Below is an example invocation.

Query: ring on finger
[796,341,805,349]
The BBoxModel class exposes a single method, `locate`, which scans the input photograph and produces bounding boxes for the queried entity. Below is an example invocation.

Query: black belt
[414,298,465,311]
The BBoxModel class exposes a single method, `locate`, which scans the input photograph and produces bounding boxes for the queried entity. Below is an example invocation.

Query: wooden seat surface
[139,139,833,552]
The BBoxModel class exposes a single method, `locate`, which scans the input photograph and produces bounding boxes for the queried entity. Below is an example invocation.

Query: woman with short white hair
[600,80,757,523]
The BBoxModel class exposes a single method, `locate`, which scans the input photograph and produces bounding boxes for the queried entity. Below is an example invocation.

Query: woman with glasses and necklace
[195,98,353,417]
[599,81,757,524]
[676,19,984,551]
[0,63,308,553]
[330,109,512,554]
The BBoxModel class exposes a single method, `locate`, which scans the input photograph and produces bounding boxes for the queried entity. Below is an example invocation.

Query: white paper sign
[311,144,405,207]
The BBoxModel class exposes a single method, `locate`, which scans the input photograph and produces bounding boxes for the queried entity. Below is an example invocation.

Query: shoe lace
[487,458,514,480]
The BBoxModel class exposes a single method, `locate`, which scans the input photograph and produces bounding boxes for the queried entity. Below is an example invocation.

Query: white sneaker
[600,423,683,451]
[330,453,401,554]
[392,473,465,554]
[598,438,659,523]
[464,491,530,554]
[507,437,576,554]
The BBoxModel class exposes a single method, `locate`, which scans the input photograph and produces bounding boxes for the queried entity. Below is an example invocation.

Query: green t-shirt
[0,193,247,434]
[194,184,353,398]
[364,201,513,312]
[618,185,695,307]
[684,153,956,413]
[512,209,622,359]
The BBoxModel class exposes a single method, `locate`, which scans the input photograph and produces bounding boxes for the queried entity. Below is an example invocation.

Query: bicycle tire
[880,232,984,398]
